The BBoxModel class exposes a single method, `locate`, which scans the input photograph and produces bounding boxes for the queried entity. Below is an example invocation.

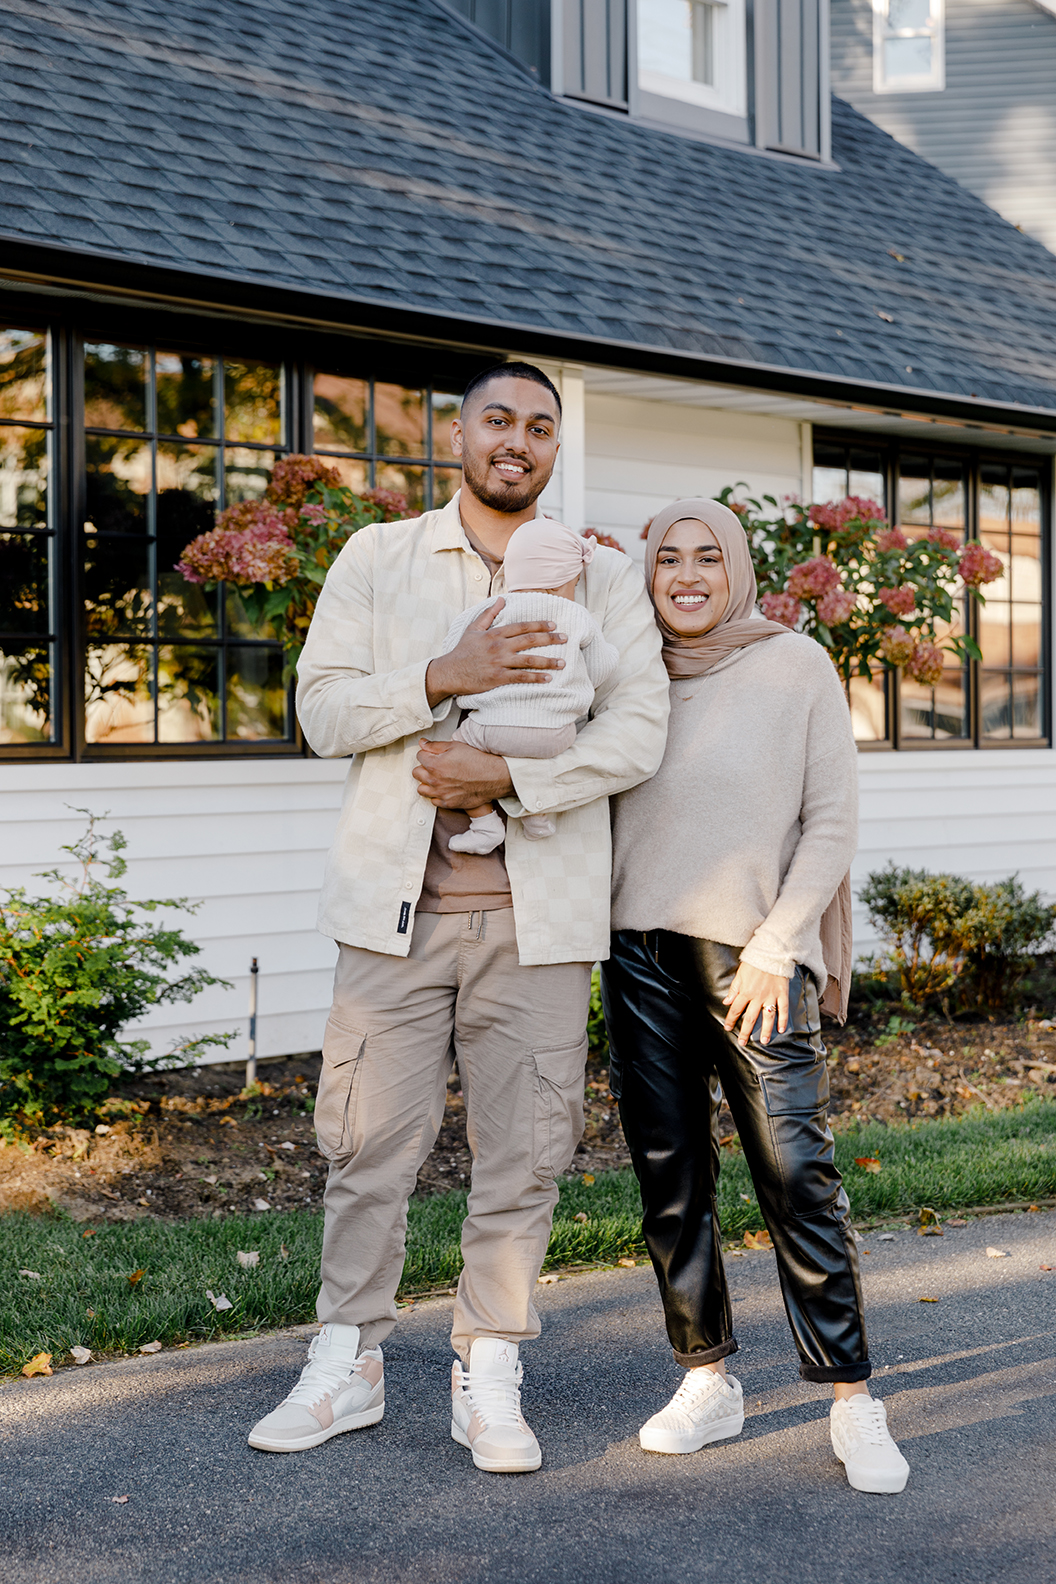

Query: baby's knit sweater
[441,592,620,730]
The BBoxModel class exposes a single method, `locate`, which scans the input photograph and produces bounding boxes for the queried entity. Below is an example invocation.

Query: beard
[459,443,551,515]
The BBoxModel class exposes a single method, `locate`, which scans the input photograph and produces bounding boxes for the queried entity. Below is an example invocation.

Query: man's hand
[413,740,515,808]
[425,599,566,708]
[722,962,791,1047]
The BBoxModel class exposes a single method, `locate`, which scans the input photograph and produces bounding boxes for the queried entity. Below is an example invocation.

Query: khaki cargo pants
[315,909,592,1359]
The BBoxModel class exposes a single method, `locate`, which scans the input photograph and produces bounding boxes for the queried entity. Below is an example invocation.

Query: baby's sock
[448,811,505,855]
[521,814,556,841]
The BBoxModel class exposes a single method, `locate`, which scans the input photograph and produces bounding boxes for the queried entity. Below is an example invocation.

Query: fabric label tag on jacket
[397,901,411,934]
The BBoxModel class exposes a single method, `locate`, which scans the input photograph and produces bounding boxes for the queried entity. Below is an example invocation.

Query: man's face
[450,376,560,514]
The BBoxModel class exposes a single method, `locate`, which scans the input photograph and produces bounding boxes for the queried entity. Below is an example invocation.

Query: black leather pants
[601,931,870,1383]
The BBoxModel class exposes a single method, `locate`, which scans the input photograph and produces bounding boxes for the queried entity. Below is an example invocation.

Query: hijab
[643,497,789,679]
[644,496,853,1022]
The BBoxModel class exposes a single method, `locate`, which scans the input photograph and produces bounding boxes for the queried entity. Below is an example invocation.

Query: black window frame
[813,428,1052,753]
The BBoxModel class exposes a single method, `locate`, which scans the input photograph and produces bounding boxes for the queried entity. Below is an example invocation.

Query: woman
[602,498,909,1495]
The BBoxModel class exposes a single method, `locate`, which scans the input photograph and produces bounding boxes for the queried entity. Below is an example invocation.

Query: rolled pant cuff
[799,1360,872,1384]
[674,1338,739,1369]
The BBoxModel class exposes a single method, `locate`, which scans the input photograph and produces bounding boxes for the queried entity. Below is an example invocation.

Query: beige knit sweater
[610,631,858,986]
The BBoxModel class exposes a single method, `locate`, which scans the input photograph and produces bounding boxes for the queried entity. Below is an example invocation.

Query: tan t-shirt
[417,528,514,915]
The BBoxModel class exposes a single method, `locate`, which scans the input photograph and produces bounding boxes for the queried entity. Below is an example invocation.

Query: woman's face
[652,519,730,636]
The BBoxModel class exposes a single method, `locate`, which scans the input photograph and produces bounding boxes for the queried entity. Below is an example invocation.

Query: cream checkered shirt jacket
[296,491,670,965]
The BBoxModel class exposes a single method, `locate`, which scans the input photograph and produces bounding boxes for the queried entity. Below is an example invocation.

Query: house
[1,0,1054,1063]
[830,0,1056,253]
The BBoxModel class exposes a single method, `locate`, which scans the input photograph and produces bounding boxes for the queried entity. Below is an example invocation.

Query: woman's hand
[722,962,791,1047]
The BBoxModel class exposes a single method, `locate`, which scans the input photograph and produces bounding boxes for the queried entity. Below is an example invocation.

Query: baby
[439,518,620,855]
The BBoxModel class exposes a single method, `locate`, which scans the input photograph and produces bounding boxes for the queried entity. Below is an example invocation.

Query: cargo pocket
[531,1036,588,1183]
[315,1015,367,1163]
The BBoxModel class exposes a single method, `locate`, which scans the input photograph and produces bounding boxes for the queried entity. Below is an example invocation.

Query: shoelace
[284,1336,368,1409]
[670,1370,727,1413]
[842,1398,890,1445]
[459,1365,527,1432]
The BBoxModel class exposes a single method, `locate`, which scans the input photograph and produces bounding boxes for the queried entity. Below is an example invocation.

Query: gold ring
[763,1003,776,1012]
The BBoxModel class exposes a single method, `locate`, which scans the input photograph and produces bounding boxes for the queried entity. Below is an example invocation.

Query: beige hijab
[645,496,853,1022]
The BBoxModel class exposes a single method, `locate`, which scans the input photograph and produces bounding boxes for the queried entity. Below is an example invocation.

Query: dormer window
[637,0,748,120]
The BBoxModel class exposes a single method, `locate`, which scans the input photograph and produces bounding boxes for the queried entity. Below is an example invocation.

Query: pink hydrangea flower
[906,641,945,687]
[874,527,908,552]
[810,497,886,532]
[877,585,916,617]
[817,588,857,626]
[927,526,962,553]
[759,591,803,628]
[878,625,916,667]
[958,542,1003,587]
[299,503,327,527]
[176,503,297,587]
[787,556,842,599]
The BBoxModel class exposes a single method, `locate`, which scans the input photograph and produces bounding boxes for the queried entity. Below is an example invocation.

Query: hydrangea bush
[713,488,1002,685]
[176,456,409,675]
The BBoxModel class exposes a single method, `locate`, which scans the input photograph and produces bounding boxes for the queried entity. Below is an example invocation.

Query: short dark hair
[460,361,562,418]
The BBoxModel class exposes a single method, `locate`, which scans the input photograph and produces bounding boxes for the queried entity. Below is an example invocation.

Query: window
[872,0,945,94]
[813,435,1049,750]
[637,0,747,119]
[311,374,462,514]
[0,327,54,747]
[81,343,292,747]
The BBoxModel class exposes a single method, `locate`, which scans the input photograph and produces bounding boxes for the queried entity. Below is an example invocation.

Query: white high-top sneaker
[247,1324,384,1452]
[639,1368,745,1454]
[830,1394,909,1493]
[450,1338,542,1473]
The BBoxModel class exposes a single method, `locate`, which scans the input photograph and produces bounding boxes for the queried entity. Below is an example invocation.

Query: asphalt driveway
[3,1208,1055,1584]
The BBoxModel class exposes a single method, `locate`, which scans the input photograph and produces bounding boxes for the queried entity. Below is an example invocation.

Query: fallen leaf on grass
[252,1198,271,1212]
[139,1341,162,1354]
[719,1133,738,1149]
[919,1206,941,1227]
[236,1250,260,1268]
[70,1346,92,1365]
[111,1495,129,1505]
[854,1157,882,1174]
[919,1225,944,1237]
[127,1269,145,1288]
[537,1273,560,1284]
[279,1244,290,1261]
[219,1117,237,1127]
[582,1174,595,1186]
[279,1141,296,1151]
[22,1352,53,1377]
[986,1247,1010,1259]
[947,1218,968,1227]
[82,1229,97,1239]
[918,1296,940,1303]
[138,1199,151,1208]
[19,1269,42,1280]
[202,1176,218,1186]
[1028,1204,1041,1213]
[744,1230,773,1250]
[572,1211,588,1224]
[618,1257,637,1268]
[206,1290,234,1311]
[740,1194,752,1203]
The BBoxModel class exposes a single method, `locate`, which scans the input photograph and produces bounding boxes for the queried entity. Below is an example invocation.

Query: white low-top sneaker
[248,1323,384,1452]
[639,1367,745,1454]
[451,1338,542,1473]
[830,1394,910,1493]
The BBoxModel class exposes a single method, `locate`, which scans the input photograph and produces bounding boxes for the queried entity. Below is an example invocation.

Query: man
[248,362,669,1472]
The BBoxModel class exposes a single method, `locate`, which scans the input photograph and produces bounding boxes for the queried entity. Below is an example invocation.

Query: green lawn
[4,1099,1056,1377]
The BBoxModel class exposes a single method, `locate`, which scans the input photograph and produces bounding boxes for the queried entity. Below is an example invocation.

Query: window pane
[315,455,369,493]
[901,669,968,740]
[224,447,275,505]
[638,0,710,84]
[1010,603,1041,668]
[1012,674,1042,740]
[157,561,219,641]
[0,645,52,743]
[224,588,280,642]
[889,0,931,27]
[84,344,147,433]
[313,374,368,452]
[433,466,461,508]
[932,460,965,528]
[376,462,426,515]
[0,533,50,634]
[897,460,931,527]
[157,646,221,741]
[0,328,47,422]
[156,442,219,521]
[226,647,288,739]
[979,601,1010,667]
[431,393,461,462]
[375,384,426,457]
[224,360,281,445]
[85,437,152,533]
[849,671,887,742]
[812,465,846,505]
[884,37,932,77]
[0,425,48,529]
[85,644,153,743]
[979,469,1009,542]
[156,352,218,439]
[980,671,1012,740]
[83,537,153,638]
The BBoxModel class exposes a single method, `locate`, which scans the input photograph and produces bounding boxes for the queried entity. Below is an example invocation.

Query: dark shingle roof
[4,0,1056,412]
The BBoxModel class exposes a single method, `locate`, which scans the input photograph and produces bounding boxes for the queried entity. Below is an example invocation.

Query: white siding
[0,760,347,1065]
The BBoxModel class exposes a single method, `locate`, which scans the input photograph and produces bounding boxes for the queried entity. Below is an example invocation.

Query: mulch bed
[2,1011,1053,1222]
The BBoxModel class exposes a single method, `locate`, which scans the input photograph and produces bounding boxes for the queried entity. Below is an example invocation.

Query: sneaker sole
[247,1401,384,1453]
[451,1421,542,1473]
[639,1411,744,1455]
[833,1448,909,1494]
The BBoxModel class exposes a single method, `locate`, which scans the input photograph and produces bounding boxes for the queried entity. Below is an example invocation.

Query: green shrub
[0,811,234,1130]
[859,862,1056,1014]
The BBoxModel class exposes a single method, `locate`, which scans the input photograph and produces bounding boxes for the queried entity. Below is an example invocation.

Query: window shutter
[562,0,629,109]
[752,0,826,159]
